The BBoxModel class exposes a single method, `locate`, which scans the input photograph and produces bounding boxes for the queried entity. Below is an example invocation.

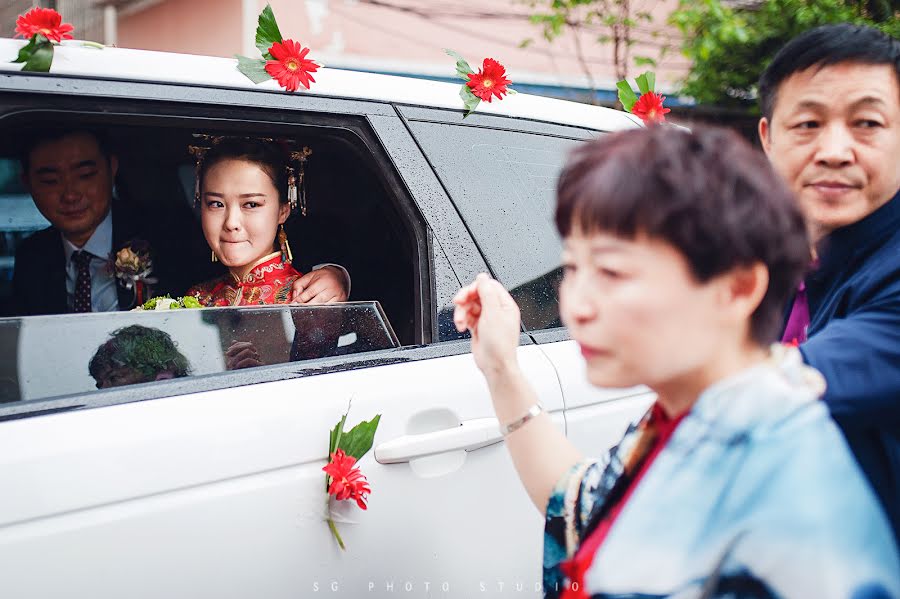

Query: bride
[186,137,348,307]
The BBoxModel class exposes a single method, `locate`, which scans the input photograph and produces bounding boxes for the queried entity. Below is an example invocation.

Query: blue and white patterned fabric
[544,346,900,599]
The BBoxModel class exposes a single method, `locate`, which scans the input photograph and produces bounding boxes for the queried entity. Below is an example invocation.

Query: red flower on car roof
[323,449,372,510]
[631,92,671,125]
[15,7,74,43]
[466,58,512,103]
[265,39,319,92]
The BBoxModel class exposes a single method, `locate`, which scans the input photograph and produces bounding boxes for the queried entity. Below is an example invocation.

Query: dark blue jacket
[797,190,900,544]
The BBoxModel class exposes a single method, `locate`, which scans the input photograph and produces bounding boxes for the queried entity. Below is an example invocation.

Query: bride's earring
[278,224,293,263]
[211,250,218,263]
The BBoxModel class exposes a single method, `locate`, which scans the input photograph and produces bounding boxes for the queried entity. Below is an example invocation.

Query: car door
[398,105,655,457]
[0,75,566,597]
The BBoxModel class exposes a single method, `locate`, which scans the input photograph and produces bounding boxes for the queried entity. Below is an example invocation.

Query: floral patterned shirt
[543,346,900,599]
[186,252,301,307]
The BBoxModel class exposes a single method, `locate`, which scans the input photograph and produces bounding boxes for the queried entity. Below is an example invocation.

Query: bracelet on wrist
[501,403,544,437]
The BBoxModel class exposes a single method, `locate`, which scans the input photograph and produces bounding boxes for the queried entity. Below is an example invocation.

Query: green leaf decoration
[635,71,656,95]
[460,85,481,118]
[328,411,349,456]
[13,35,42,63]
[337,414,381,461]
[445,48,473,80]
[255,3,284,59]
[616,80,638,112]
[21,41,54,73]
[235,55,271,84]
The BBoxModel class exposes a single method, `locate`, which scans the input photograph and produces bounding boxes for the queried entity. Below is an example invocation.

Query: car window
[405,119,585,331]
[0,303,397,404]
[0,101,440,413]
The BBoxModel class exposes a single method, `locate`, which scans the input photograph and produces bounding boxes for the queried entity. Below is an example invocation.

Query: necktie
[781,280,809,346]
[72,250,93,313]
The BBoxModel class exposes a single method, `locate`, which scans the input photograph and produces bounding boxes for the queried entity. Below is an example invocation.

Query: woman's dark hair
[199,138,290,204]
[758,24,900,121]
[555,125,810,345]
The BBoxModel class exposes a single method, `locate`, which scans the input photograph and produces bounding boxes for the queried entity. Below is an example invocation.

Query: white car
[0,39,653,598]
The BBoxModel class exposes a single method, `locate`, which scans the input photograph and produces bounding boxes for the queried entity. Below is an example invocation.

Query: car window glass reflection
[0,302,398,404]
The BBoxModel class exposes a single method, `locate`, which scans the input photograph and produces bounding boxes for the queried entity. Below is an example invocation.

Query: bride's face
[201,158,290,276]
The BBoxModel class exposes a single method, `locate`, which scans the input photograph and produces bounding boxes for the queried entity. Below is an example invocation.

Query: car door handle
[374,418,503,464]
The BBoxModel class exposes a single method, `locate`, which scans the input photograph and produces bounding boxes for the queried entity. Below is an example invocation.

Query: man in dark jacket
[758,24,900,542]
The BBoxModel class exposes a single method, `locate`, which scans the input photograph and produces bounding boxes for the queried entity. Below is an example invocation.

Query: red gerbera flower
[265,39,318,92]
[631,92,671,125]
[14,8,74,43]
[466,58,512,103]
[323,449,372,510]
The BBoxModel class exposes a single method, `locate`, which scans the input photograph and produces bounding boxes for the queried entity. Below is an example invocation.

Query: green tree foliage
[521,0,655,92]
[670,0,900,108]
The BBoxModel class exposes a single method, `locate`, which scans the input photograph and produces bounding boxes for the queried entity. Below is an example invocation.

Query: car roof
[0,39,642,132]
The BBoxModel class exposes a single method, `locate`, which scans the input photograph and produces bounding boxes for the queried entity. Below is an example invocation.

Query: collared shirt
[61,209,118,312]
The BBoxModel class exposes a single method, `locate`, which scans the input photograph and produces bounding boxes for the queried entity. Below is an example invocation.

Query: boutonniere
[110,239,157,307]
[10,7,103,73]
[617,71,671,125]
[323,404,381,550]
[236,4,320,92]
[445,50,515,117]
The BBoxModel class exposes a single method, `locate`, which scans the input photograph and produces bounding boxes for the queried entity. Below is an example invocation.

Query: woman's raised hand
[453,273,521,379]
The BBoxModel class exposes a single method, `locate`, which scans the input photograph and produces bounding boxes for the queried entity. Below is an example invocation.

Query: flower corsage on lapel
[111,239,157,307]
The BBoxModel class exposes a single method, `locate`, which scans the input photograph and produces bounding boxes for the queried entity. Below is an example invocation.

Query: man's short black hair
[18,127,113,173]
[758,24,900,121]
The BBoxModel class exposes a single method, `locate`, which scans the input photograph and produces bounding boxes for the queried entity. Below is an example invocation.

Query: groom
[12,128,349,315]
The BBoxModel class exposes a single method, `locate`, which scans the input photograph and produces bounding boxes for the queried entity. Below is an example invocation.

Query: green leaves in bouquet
[445,48,473,81]
[329,413,382,461]
[255,3,284,59]
[14,34,54,73]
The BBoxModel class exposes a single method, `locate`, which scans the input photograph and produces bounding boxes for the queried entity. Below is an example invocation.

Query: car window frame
[0,74,512,420]
[397,105,601,342]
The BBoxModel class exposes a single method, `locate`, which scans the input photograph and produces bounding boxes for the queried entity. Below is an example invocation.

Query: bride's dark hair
[199,138,290,204]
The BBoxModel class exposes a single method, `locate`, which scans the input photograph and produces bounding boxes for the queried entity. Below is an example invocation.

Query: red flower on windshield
[467,58,512,102]
[323,449,372,510]
[631,92,670,124]
[15,7,74,43]
[265,39,318,92]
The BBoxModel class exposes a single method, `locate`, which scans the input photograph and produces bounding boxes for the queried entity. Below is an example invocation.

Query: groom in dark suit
[12,129,161,315]
[12,128,349,316]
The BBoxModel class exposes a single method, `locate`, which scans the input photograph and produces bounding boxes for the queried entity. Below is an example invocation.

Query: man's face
[759,63,900,240]
[23,132,118,247]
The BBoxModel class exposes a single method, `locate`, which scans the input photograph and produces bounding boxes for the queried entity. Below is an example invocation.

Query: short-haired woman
[453,125,899,599]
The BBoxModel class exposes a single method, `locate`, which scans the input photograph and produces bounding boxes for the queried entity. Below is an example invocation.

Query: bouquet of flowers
[137,295,202,311]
